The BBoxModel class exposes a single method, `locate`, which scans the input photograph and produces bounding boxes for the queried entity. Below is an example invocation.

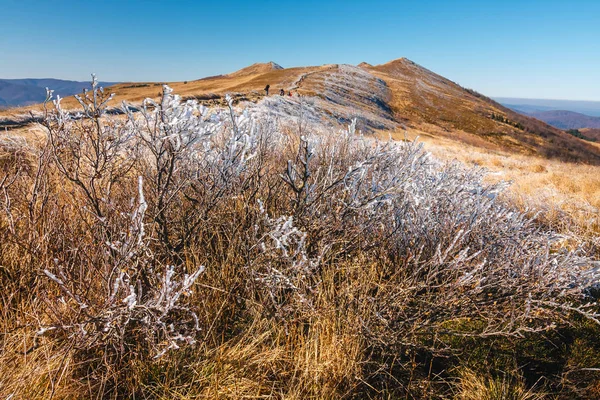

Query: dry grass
[2,85,600,399]
[456,369,546,400]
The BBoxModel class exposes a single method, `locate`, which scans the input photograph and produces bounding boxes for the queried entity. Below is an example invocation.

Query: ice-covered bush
[38,78,209,361]
[40,78,600,354]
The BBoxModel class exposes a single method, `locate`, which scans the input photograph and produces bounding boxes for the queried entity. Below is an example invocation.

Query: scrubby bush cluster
[567,129,597,142]
[1,78,600,398]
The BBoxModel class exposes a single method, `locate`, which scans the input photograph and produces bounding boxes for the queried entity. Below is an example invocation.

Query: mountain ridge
[0,78,119,108]
[2,58,598,164]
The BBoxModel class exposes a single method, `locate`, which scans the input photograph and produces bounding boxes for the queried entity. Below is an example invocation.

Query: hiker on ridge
[264,84,270,96]
[279,88,285,96]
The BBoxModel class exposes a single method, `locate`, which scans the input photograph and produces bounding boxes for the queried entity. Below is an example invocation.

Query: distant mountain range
[0,78,119,108]
[519,110,600,130]
[494,97,600,117]
[495,97,600,131]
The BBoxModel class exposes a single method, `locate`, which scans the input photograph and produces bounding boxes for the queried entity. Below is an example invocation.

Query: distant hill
[521,110,600,130]
[0,78,119,108]
[495,97,600,117]
[503,103,556,114]
[227,62,283,77]
[499,98,600,130]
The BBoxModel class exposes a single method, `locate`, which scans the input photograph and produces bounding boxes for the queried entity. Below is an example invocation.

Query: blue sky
[1,0,599,100]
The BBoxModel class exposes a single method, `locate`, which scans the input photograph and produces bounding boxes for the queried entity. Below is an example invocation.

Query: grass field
[1,73,600,399]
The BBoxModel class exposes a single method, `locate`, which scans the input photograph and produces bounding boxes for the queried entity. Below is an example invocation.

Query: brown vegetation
[3,58,599,165]
[1,82,600,399]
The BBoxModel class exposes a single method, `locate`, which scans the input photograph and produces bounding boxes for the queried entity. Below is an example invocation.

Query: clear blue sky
[1,0,599,100]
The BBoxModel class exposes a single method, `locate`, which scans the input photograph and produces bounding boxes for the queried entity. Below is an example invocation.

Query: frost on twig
[40,164,204,358]
[251,213,318,312]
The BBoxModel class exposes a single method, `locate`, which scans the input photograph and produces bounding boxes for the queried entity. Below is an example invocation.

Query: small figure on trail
[288,91,292,97]
[279,88,285,96]
[264,84,270,96]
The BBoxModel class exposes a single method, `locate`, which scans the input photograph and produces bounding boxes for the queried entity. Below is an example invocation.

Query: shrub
[457,369,546,400]
[567,129,597,142]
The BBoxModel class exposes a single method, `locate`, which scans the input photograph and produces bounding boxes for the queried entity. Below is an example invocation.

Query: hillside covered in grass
[2,58,599,166]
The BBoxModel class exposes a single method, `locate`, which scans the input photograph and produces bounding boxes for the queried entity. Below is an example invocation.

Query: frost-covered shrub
[38,80,274,362]
[40,78,207,361]
[41,79,600,348]
[259,115,599,341]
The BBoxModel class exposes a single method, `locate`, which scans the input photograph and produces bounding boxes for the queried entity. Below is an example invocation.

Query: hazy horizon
[493,97,600,117]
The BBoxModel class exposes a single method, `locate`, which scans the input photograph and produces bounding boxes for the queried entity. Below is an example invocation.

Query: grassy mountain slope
[581,128,600,141]
[1,59,598,163]
[363,58,600,163]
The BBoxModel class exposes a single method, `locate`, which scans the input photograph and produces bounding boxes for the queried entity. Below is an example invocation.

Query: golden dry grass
[2,68,600,399]
[456,369,546,400]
